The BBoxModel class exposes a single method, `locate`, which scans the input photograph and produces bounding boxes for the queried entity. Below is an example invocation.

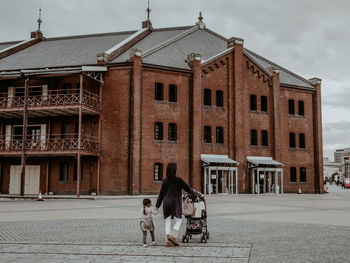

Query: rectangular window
[60,163,69,181]
[154,163,163,181]
[289,132,296,148]
[204,126,212,143]
[299,133,305,148]
[155,83,164,101]
[168,84,177,102]
[168,123,177,141]
[288,99,295,115]
[300,167,306,182]
[216,127,224,144]
[261,130,268,146]
[63,83,72,94]
[154,122,163,140]
[290,167,297,182]
[261,96,268,112]
[61,123,70,139]
[250,95,257,111]
[216,90,223,107]
[298,100,304,116]
[250,129,258,146]
[204,89,211,106]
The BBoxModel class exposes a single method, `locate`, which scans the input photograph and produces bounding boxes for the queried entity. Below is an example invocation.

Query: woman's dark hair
[143,198,151,215]
[166,163,177,181]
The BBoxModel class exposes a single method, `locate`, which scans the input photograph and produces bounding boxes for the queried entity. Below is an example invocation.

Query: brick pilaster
[188,53,202,190]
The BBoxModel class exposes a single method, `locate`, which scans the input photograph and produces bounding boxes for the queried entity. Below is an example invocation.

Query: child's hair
[143,198,151,216]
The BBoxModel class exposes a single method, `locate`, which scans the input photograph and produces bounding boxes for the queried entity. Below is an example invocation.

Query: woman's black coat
[156,177,194,219]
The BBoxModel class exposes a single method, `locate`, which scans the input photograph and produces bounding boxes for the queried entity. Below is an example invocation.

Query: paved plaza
[0,186,349,262]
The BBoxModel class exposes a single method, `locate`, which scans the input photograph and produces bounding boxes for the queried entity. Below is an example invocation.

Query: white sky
[0,0,349,161]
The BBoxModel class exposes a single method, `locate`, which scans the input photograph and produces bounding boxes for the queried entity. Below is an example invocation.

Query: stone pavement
[0,186,349,262]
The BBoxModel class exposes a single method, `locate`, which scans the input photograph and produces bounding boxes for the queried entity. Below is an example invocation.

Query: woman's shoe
[168,230,180,246]
[166,235,174,247]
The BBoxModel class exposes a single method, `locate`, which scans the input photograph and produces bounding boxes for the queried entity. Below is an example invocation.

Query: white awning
[247,156,284,167]
[201,154,239,165]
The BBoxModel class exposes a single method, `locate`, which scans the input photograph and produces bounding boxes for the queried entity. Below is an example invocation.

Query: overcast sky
[0,0,349,161]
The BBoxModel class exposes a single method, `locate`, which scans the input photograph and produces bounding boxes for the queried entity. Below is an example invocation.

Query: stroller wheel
[182,235,189,243]
[201,235,207,243]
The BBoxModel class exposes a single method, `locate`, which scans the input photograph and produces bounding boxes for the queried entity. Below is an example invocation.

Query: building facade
[333,148,350,178]
[0,15,324,196]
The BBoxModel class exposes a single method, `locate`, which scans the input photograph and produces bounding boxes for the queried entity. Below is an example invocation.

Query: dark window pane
[168,84,177,102]
[154,122,163,140]
[300,167,306,182]
[299,133,305,148]
[261,130,268,146]
[261,96,268,112]
[216,127,224,144]
[61,123,70,139]
[216,90,223,107]
[289,132,296,148]
[204,126,212,143]
[60,163,69,181]
[250,129,258,146]
[298,100,304,116]
[168,123,177,141]
[290,167,297,182]
[154,163,163,181]
[204,89,211,106]
[288,99,295,115]
[155,83,164,101]
[250,95,257,111]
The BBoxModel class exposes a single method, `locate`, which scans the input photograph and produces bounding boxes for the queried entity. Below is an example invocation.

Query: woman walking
[155,163,195,247]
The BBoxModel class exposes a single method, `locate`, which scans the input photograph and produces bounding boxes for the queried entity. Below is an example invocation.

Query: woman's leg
[143,231,147,244]
[165,216,171,235]
[150,231,155,242]
[173,217,182,231]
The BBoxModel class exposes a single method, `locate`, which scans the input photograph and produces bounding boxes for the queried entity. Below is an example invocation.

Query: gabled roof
[0,41,22,51]
[0,31,136,71]
[244,48,314,89]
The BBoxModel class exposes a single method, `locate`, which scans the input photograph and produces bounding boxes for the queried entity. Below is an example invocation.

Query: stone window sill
[154,140,178,144]
[202,105,225,111]
[154,100,178,106]
[249,110,268,115]
[250,145,269,149]
[288,114,305,119]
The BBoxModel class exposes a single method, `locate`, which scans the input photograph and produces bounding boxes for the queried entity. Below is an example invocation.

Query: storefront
[201,154,239,195]
[248,156,284,194]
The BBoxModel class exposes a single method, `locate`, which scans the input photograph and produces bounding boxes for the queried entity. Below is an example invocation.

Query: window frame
[299,133,305,149]
[154,163,163,181]
[155,82,164,101]
[168,123,177,141]
[250,94,257,111]
[216,90,224,107]
[204,126,212,143]
[300,167,307,182]
[288,99,295,115]
[261,130,268,147]
[250,129,258,146]
[261,96,268,112]
[290,167,297,182]
[216,126,224,144]
[204,89,212,106]
[289,132,296,148]
[154,122,164,140]
[60,163,69,181]
[298,100,304,116]
[168,84,177,102]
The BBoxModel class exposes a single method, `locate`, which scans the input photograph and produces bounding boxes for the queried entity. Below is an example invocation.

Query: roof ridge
[244,48,313,86]
[0,40,22,46]
[203,27,228,41]
[142,26,199,59]
[152,25,194,32]
[42,30,138,42]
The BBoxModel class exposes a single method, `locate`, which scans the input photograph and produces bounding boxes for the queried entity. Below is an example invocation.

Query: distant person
[140,198,158,247]
[156,163,195,247]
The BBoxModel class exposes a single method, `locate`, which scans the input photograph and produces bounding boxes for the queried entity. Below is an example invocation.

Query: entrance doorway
[9,165,40,195]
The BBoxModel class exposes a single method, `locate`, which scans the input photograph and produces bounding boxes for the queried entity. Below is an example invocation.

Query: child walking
[140,198,158,247]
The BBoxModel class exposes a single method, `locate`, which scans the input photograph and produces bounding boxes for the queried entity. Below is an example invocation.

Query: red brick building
[0,15,324,196]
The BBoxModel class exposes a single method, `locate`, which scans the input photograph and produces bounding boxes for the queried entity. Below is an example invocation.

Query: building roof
[0,24,315,89]
[244,48,314,89]
[247,156,284,167]
[201,154,239,165]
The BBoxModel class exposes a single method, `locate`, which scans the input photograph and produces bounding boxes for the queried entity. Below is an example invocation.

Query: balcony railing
[0,88,100,111]
[0,134,99,154]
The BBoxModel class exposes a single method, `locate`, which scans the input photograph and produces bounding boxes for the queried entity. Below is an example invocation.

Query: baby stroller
[182,192,209,243]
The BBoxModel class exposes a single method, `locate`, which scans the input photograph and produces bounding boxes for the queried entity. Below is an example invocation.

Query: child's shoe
[143,244,148,247]
[151,241,157,245]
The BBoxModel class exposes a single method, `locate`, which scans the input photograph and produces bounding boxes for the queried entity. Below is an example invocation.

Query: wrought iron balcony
[0,88,100,117]
[0,134,99,155]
